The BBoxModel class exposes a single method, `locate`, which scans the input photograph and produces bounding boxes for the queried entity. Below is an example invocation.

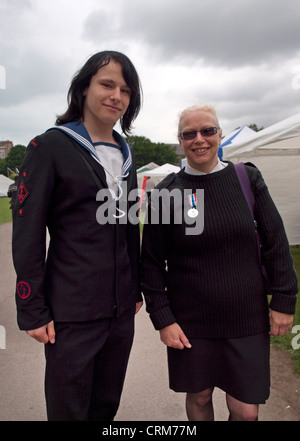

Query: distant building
[170,143,184,165]
[170,143,183,156]
[0,141,13,159]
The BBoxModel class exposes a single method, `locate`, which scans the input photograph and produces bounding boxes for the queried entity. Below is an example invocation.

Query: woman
[141,104,297,421]
[13,51,143,421]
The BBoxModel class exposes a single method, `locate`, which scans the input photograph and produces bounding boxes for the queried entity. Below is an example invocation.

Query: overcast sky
[1,0,300,147]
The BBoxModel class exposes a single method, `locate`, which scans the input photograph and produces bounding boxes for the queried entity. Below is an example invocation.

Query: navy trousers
[44,307,135,421]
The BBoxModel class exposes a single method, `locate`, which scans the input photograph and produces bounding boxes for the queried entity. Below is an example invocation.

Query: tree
[0,158,6,175]
[5,144,26,172]
[235,124,264,132]
[248,123,264,132]
[125,136,178,168]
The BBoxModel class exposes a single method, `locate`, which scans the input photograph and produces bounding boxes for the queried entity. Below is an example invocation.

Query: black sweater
[141,162,298,339]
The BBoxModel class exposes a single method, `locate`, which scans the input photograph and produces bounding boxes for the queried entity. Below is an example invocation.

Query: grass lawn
[0,197,12,224]
[271,246,300,375]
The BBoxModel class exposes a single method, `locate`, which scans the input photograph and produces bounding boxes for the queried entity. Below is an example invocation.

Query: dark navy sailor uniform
[12,122,141,420]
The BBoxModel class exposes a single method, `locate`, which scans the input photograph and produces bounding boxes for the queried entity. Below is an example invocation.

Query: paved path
[0,222,298,421]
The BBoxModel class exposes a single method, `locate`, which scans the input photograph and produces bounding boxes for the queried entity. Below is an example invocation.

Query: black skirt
[167,332,270,404]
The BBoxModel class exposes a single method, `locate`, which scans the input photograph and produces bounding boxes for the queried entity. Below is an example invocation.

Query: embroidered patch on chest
[18,182,29,204]
[17,282,31,299]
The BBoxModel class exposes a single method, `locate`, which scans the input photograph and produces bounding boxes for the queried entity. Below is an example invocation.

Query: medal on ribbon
[187,193,199,218]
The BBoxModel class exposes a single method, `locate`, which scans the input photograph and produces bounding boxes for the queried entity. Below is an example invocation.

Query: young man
[12,51,143,421]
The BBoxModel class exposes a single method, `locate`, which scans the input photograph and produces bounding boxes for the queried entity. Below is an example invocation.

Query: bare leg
[186,388,214,421]
[226,394,259,421]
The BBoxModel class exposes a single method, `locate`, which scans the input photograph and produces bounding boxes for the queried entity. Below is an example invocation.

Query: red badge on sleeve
[17,282,31,299]
[18,182,29,204]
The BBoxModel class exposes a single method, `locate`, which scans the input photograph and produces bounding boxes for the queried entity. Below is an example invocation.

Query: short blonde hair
[178,104,220,136]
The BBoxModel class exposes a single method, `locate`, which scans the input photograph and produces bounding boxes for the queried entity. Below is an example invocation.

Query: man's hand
[135,301,143,314]
[26,320,55,344]
[269,310,293,336]
[159,323,192,350]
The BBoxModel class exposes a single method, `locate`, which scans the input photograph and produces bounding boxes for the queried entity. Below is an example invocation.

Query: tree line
[0,144,26,177]
[0,137,179,176]
[125,136,178,168]
[0,125,263,177]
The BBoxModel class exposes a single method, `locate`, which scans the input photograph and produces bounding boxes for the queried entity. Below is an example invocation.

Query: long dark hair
[56,51,142,135]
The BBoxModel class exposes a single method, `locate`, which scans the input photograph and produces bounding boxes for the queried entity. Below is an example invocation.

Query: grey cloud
[174,59,300,131]
[0,3,66,108]
[83,9,122,42]
[0,47,69,108]
[0,0,33,13]
[83,0,300,67]
[1,0,299,146]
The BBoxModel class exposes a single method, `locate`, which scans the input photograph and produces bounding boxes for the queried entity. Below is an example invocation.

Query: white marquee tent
[138,162,180,190]
[0,174,13,197]
[220,113,300,244]
[138,163,180,211]
[144,162,180,177]
[221,113,300,159]
[137,162,159,189]
[218,125,256,159]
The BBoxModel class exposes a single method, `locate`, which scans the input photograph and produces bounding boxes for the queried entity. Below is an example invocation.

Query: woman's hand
[159,323,192,350]
[269,310,293,336]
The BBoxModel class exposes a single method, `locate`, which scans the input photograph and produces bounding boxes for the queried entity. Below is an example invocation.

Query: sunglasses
[179,126,220,140]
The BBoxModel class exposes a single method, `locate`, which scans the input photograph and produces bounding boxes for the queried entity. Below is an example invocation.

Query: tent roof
[144,163,180,176]
[219,125,257,159]
[137,162,159,174]
[222,113,300,159]
[137,163,180,189]
[220,125,256,147]
[0,174,14,197]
